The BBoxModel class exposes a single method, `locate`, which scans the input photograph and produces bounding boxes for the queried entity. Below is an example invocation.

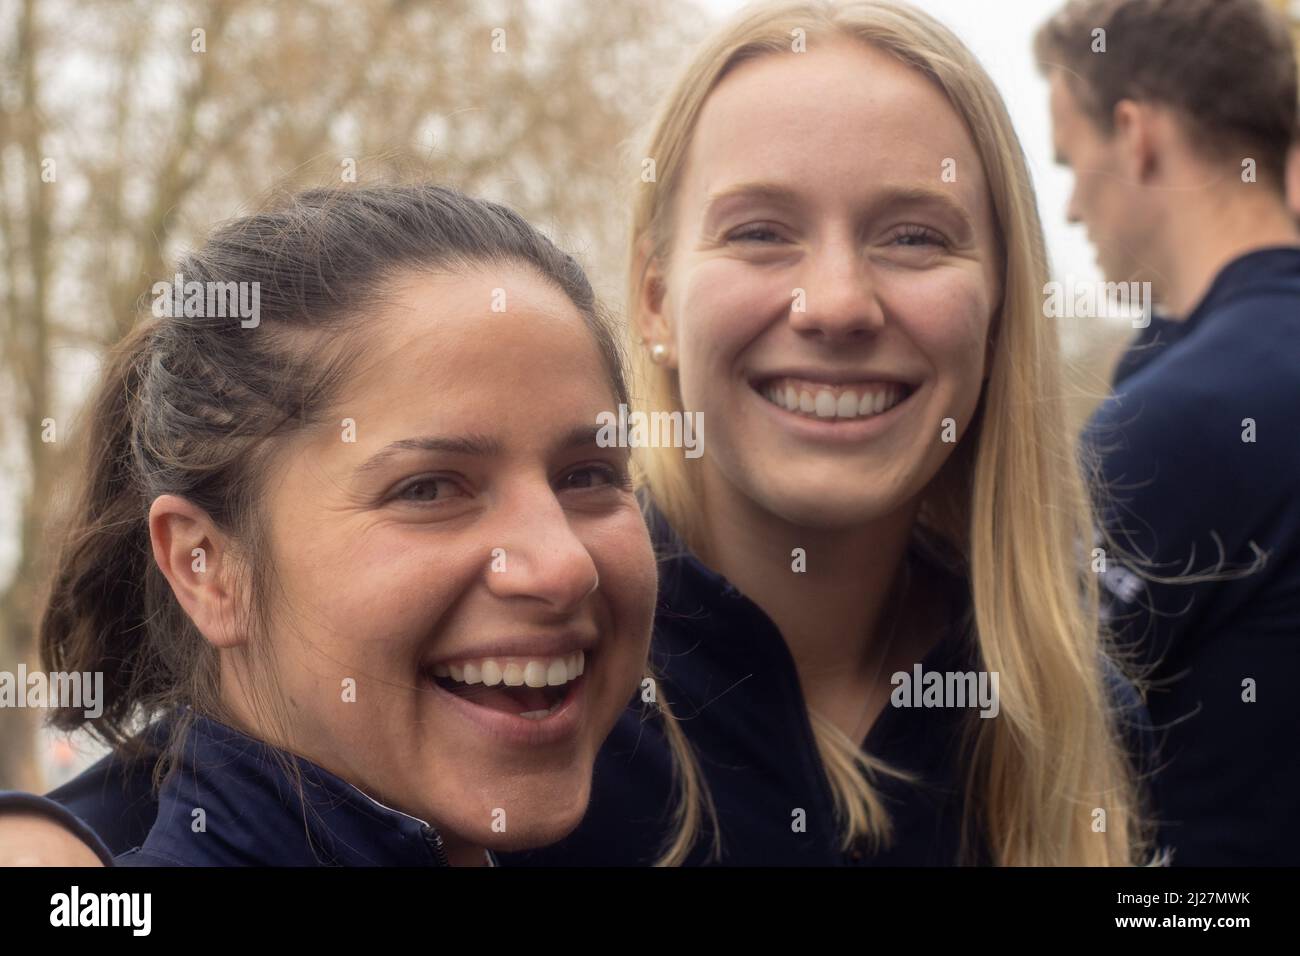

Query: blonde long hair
[624,0,1156,865]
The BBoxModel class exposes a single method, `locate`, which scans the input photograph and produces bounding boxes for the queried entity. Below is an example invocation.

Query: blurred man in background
[1288,140,1300,218]
[1037,0,1300,864]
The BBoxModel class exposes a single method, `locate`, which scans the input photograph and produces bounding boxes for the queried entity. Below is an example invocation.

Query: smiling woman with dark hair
[0,183,709,866]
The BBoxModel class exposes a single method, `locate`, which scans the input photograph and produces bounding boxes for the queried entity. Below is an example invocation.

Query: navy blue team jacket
[3,506,1155,865]
[4,712,458,867]
[1087,246,1300,865]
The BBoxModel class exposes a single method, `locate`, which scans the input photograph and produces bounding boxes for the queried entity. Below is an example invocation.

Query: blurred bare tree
[0,0,700,789]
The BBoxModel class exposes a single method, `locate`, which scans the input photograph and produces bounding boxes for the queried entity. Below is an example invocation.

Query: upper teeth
[431,651,585,688]
[759,378,906,419]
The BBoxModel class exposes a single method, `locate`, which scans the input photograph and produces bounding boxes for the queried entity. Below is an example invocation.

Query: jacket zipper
[352,785,451,867]
[421,825,451,866]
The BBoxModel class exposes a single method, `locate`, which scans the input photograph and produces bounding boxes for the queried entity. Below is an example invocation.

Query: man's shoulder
[1092,292,1300,459]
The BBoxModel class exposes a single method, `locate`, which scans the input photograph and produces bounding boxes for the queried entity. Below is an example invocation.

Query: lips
[423,651,586,720]
[754,376,912,420]
[414,625,598,745]
[425,633,595,669]
[425,667,580,720]
[420,655,591,747]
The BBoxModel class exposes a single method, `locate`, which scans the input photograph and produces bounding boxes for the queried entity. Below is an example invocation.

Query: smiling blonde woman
[501,0,1159,867]
[625,0,1159,866]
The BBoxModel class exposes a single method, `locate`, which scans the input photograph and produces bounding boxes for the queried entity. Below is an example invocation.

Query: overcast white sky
[700,0,1103,286]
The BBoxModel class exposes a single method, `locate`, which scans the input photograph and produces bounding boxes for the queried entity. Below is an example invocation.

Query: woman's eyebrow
[557,423,607,451]
[871,184,974,229]
[702,181,975,233]
[353,425,613,476]
[556,423,632,461]
[355,433,501,475]
[702,182,801,220]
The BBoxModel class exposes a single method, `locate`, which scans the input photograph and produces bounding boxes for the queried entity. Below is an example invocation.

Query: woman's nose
[786,241,886,342]
[483,489,600,614]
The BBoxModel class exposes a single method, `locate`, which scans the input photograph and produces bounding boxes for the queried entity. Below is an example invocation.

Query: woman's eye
[559,463,630,491]
[393,476,463,504]
[728,224,785,243]
[890,225,948,248]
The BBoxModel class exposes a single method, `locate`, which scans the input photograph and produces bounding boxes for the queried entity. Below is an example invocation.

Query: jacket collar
[1181,245,1300,332]
[642,495,971,620]
[1111,247,1300,390]
[136,710,489,867]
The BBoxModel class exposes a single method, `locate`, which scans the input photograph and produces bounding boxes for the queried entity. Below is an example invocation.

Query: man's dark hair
[1035,0,1298,188]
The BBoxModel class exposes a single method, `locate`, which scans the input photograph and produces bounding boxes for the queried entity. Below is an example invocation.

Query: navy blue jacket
[505,510,1153,865]
[4,507,1155,865]
[1086,247,1300,865]
[1108,309,1178,388]
[4,712,461,866]
[118,712,467,866]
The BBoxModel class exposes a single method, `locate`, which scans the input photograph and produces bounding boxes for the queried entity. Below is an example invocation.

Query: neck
[214,680,490,867]
[694,466,920,686]
[1151,185,1300,317]
[442,835,491,867]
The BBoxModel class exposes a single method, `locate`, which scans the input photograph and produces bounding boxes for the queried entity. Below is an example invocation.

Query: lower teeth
[518,699,564,721]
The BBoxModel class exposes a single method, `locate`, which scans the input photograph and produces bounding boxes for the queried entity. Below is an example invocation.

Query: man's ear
[632,236,677,369]
[148,494,248,649]
[1112,98,1158,183]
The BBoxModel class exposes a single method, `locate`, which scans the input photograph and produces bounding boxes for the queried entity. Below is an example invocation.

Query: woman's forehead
[323,268,612,418]
[682,42,990,223]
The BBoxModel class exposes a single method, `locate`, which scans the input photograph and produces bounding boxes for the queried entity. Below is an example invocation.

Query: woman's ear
[633,236,678,369]
[148,494,248,649]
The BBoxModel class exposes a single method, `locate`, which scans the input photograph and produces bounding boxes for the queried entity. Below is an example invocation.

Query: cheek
[1082,163,1120,223]
[585,516,657,666]
[674,260,781,401]
[886,273,991,403]
[267,520,465,672]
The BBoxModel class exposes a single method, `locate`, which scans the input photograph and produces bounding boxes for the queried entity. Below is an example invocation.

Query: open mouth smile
[419,650,591,745]
[750,375,918,426]
[425,652,585,719]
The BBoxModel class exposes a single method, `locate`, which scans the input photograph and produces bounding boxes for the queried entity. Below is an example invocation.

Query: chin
[750,472,915,531]
[788,500,897,530]
[445,772,593,853]
[477,802,589,853]
[482,819,584,853]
